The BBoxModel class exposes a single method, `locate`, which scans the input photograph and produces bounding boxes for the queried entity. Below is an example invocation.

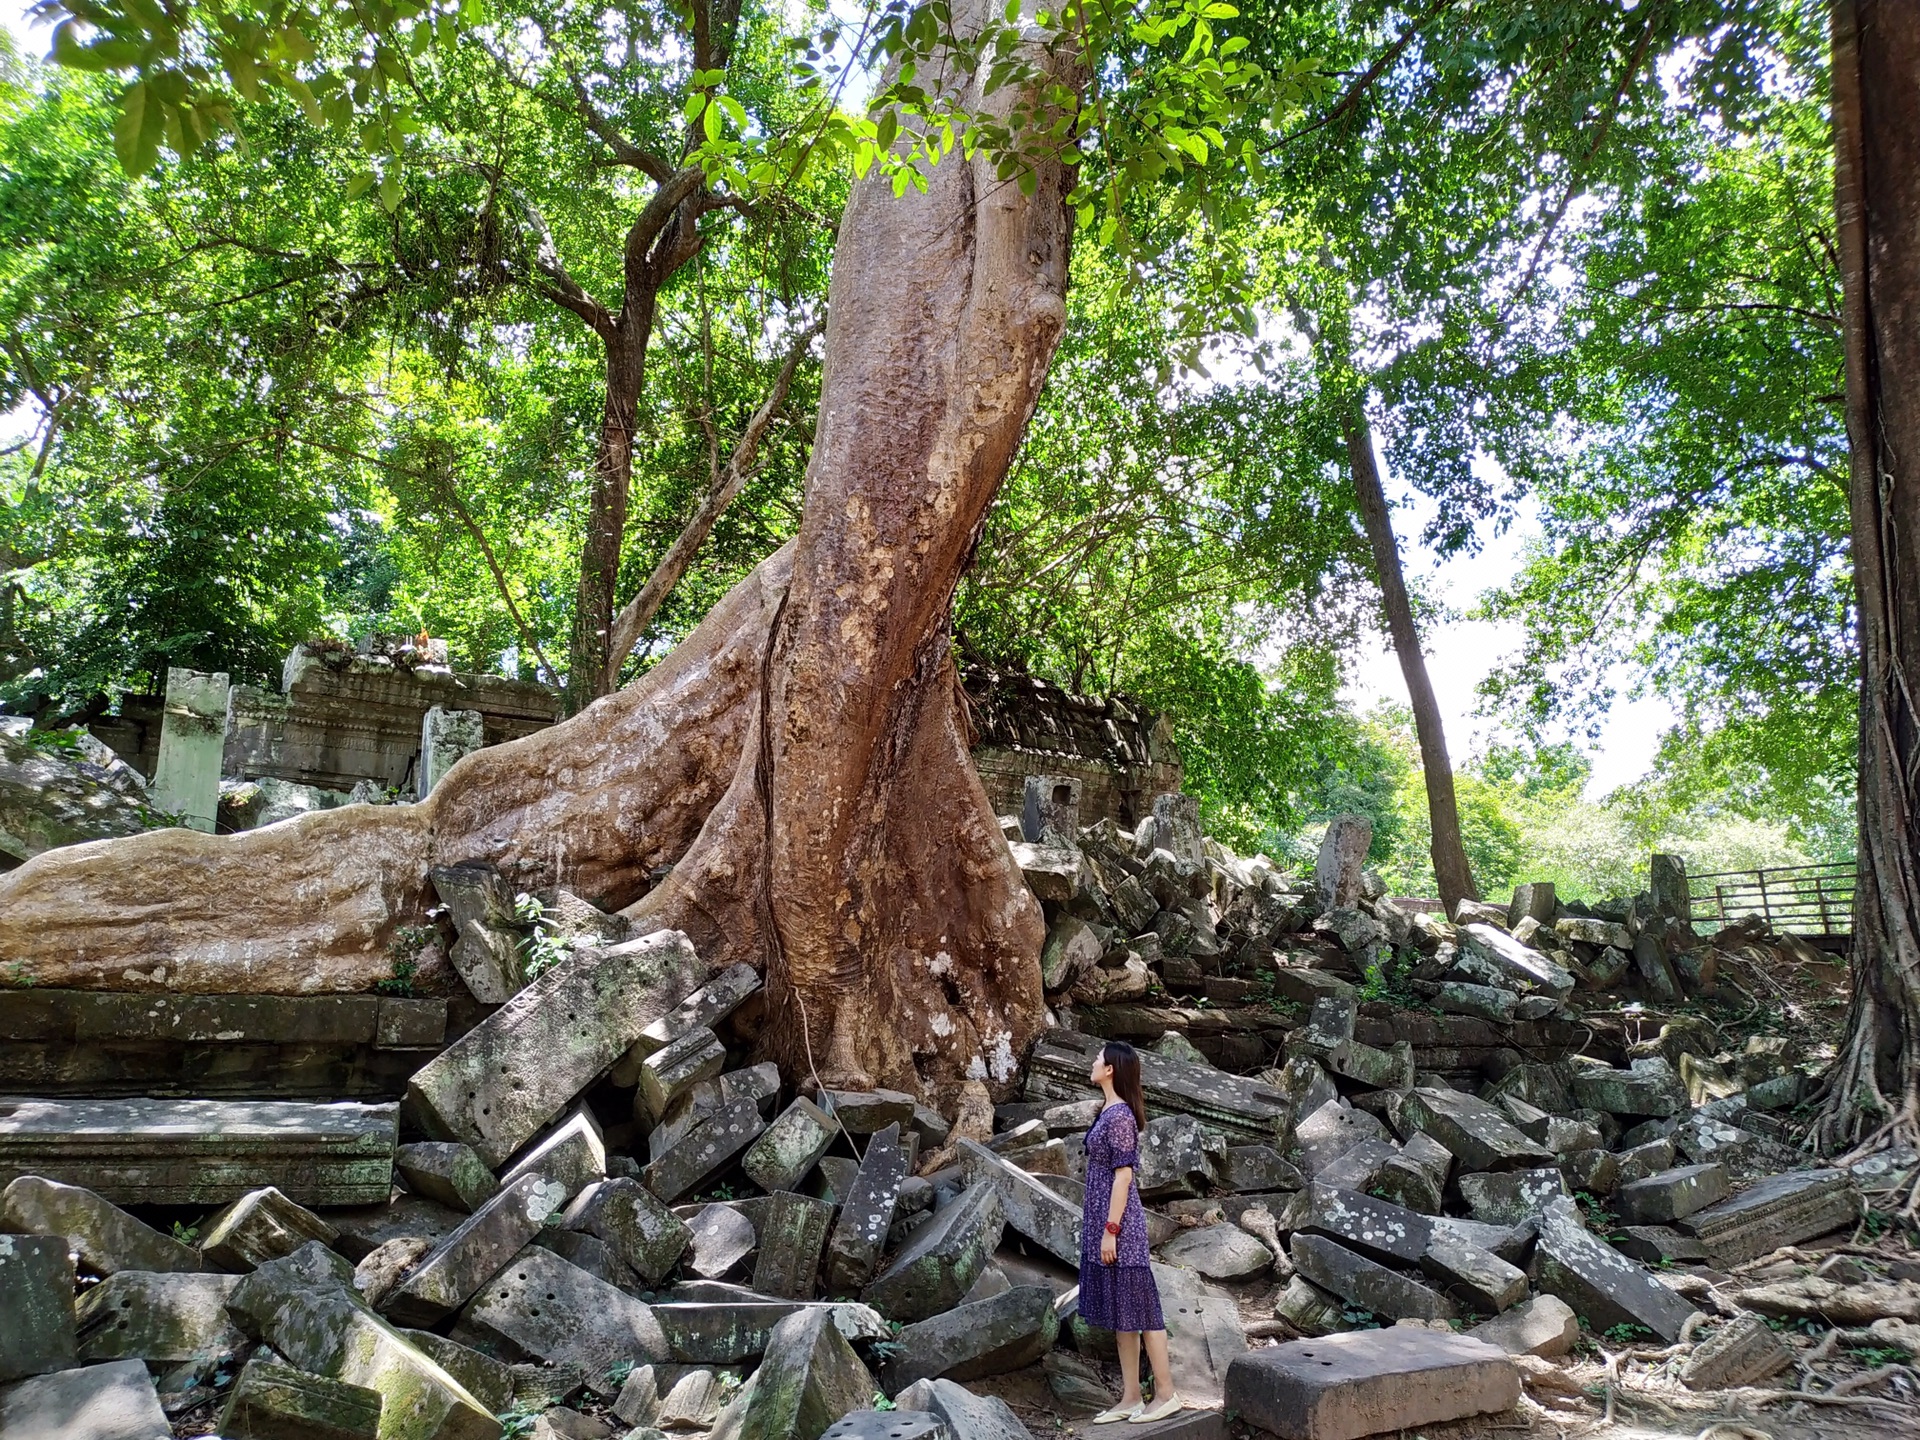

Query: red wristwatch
[1104,1220,1122,1237]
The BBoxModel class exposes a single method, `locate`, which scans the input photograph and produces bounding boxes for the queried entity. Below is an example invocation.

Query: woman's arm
[1100,1164,1131,1263]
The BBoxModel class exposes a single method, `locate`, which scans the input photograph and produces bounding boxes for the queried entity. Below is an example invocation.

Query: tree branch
[565,66,675,183]
[1263,0,1460,154]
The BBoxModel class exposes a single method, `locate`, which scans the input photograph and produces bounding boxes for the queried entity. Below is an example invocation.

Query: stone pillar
[1021,774,1082,842]
[1151,791,1205,866]
[1315,813,1374,911]
[418,707,485,800]
[150,667,229,832]
[1650,853,1691,924]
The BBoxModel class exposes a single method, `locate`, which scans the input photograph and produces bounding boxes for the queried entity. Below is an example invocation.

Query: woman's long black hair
[1102,1040,1147,1129]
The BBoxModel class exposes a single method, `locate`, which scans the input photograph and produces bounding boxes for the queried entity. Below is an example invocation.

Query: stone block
[688,1203,757,1280]
[1460,924,1574,999]
[564,1178,692,1285]
[821,1411,950,1440]
[1158,1221,1273,1280]
[1630,930,1683,1003]
[707,1305,875,1440]
[1676,1168,1859,1266]
[652,1298,888,1364]
[407,929,704,1168]
[1268,967,1356,1010]
[498,1108,606,1202]
[643,1097,767,1204]
[826,1124,909,1294]
[892,1377,1032,1440]
[532,1228,636,1293]
[399,1330,513,1414]
[1419,1231,1528,1312]
[955,1138,1079,1268]
[621,962,763,1072]
[744,1098,840,1194]
[1508,882,1556,928]
[397,1142,500,1214]
[1467,1295,1580,1357]
[1681,1313,1793,1391]
[455,1245,668,1396]
[418,705,484,800]
[1429,981,1517,1023]
[1040,915,1104,992]
[1569,1057,1690,1119]
[1457,1167,1568,1226]
[382,1173,569,1327]
[0,1176,199,1276]
[1226,1329,1519,1440]
[219,1355,383,1440]
[1534,1197,1697,1341]
[1138,1113,1226,1199]
[753,1191,835,1300]
[1290,995,1356,1056]
[1218,1145,1302,1194]
[1273,1274,1348,1336]
[1610,1225,1708,1265]
[1315,814,1372,909]
[1615,1164,1731,1226]
[1556,916,1631,949]
[0,1234,75,1381]
[1615,1139,1676,1185]
[1325,1038,1414,1093]
[1292,1101,1388,1182]
[1280,1183,1431,1265]
[151,664,227,831]
[76,1271,243,1364]
[639,1027,728,1127]
[329,1195,465,1262]
[823,1090,918,1135]
[0,1359,172,1440]
[1290,1233,1456,1322]
[0,1097,397,1207]
[1396,1087,1554,1175]
[880,1284,1058,1392]
[201,1186,339,1272]
[863,1182,1003,1323]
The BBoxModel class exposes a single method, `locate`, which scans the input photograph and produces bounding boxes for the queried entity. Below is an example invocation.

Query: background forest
[0,0,1852,900]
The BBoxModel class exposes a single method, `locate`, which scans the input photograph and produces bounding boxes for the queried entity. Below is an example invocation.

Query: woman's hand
[1100,1230,1118,1265]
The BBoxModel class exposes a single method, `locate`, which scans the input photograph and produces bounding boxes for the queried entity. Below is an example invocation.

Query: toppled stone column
[150,666,230,832]
[1315,814,1373,909]
[418,706,485,800]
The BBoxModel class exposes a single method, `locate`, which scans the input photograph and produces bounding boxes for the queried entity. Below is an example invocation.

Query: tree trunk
[0,0,1077,1104]
[1816,0,1920,1189]
[1343,407,1480,913]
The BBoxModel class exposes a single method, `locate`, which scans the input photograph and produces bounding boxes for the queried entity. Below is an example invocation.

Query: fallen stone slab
[1681,1313,1794,1391]
[1226,1329,1519,1440]
[219,1354,383,1440]
[1676,1168,1859,1266]
[823,1090,918,1135]
[753,1190,835,1300]
[688,1202,757,1280]
[1290,1233,1457,1322]
[863,1181,1003,1323]
[1610,1225,1709,1266]
[1138,1113,1227,1198]
[1315,1137,1399,1196]
[454,1245,668,1394]
[643,1097,767,1204]
[1395,1088,1554,1174]
[532,1228,637,1296]
[1428,980,1518,1024]
[399,1329,515,1414]
[1615,1163,1731,1226]
[955,1139,1078,1267]
[1279,1183,1432,1265]
[1467,1295,1580,1358]
[1460,924,1575,999]
[743,1098,839,1194]
[892,1377,1033,1440]
[1292,1101,1389,1182]
[354,1236,435,1308]
[0,1176,200,1277]
[76,1271,244,1364]
[821,1411,950,1440]
[619,961,762,1069]
[652,1299,890,1363]
[825,1123,909,1293]
[1419,1231,1528,1313]
[497,1107,606,1201]
[328,1195,466,1262]
[707,1305,875,1440]
[1568,1058,1690,1119]
[1533,1197,1697,1342]
[1157,1222,1271,1281]
[879,1285,1058,1392]
[563,1177,691,1285]
[1025,1031,1288,1145]
[638,1026,728,1126]
[0,1097,397,1206]
[407,928,704,1168]
[200,1185,339,1272]
[0,1358,172,1440]
[383,1172,570,1327]
[1272,1274,1347,1337]
[1218,1145,1302,1194]
[1457,1167,1568,1226]
[397,1142,500,1214]
[0,1233,75,1382]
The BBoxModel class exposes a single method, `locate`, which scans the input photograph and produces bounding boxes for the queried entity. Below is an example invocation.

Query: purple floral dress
[1078,1102,1164,1332]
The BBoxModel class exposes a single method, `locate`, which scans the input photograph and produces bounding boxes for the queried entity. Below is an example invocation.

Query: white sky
[1,2,1678,792]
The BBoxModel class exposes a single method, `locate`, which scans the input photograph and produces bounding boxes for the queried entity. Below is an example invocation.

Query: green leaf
[113,81,162,175]
[345,171,376,199]
[378,171,402,212]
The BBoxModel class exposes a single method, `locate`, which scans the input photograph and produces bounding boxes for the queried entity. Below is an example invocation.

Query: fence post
[1756,869,1773,930]
[1815,873,1832,934]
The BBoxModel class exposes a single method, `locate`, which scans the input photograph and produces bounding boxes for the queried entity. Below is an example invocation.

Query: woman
[1080,1039,1182,1424]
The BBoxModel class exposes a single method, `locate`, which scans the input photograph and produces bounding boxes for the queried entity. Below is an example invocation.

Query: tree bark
[0,0,1078,1105]
[1343,407,1480,913]
[1816,0,1920,1189]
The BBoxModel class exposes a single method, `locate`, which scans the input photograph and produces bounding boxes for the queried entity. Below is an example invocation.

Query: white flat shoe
[1092,1402,1142,1424]
[1130,1394,1184,1423]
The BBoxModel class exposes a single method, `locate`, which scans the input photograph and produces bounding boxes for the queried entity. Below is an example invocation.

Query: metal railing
[1688,861,1857,937]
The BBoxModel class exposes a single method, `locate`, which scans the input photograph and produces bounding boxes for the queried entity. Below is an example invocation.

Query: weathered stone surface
[753,1191,835,1300]
[652,1298,889,1363]
[1673,1168,1857,1267]
[1218,1145,1302,1195]
[1419,1232,1528,1313]
[1158,1222,1272,1280]
[201,1185,339,1272]
[864,1183,1004,1323]
[821,1410,950,1440]
[744,1099,840,1194]
[1269,967,1356,1011]
[1457,1168,1568,1226]
[383,1173,569,1327]
[892,1377,1033,1440]
[1138,1113,1227,1199]
[1460,924,1574,999]
[1273,1274,1348,1337]
[1025,1031,1288,1145]
[498,1108,606,1201]
[639,1027,728,1126]
[1281,1184,1431,1265]
[1467,1295,1580,1358]
[564,1178,692,1285]
[329,1195,465,1262]
[220,1355,384,1440]
[881,1286,1058,1391]
[354,1236,435,1309]
[707,1306,875,1440]
[1534,1198,1696,1342]
[1569,1058,1690,1119]
[1614,1139,1675,1185]
[1396,1088,1554,1175]
[1556,916,1631,949]
[398,1330,513,1414]
[0,1234,75,1382]
[1429,982,1517,1024]
[955,1139,1078,1267]
[408,929,703,1168]
[0,1097,397,1206]
[1325,1038,1414,1093]
[0,1358,172,1440]
[454,1246,667,1395]
[824,1090,919,1135]
[397,1143,500,1214]
[1292,1101,1388,1182]
[1681,1313,1793,1391]
[1041,915,1104,992]
[643,1097,767,1204]
[622,963,762,1073]
[533,1227,637,1295]
[427,865,525,1004]
[1615,1164,1731,1226]
[0,729,155,863]
[1315,815,1372,909]
[826,1124,909,1294]
[688,1203,757,1280]
[0,1176,199,1276]
[1290,1233,1457,1322]
[1610,1225,1709,1266]
[1630,930,1683,1002]
[1226,1330,1520,1440]
[76,1271,243,1364]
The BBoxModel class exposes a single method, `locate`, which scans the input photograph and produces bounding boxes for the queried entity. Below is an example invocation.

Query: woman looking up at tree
[1082,1041,1182,1424]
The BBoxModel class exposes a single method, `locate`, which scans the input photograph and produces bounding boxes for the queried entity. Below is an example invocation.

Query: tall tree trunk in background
[1344,408,1480,914]
[1817,0,1920,1187]
[570,313,655,706]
